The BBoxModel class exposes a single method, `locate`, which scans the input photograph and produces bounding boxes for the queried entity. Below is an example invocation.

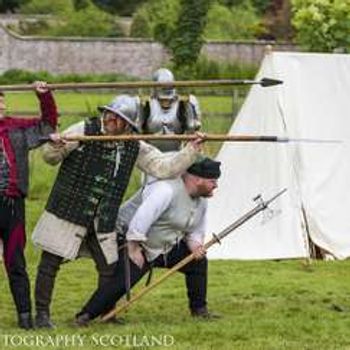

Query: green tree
[218,0,271,13]
[252,0,272,13]
[92,0,147,16]
[292,0,350,52]
[170,0,212,72]
[19,0,123,37]
[260,0,293,41]
[205,2,263,40]
[48,1,123,37]
[130,0,180,43]
[0,0,28,12]
[20,0,73,14]
[130,7,152,38]
[73,0,89,10]
[131,0,265,42]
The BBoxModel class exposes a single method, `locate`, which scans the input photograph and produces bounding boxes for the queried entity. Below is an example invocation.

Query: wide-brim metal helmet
[98,94,139,132]
[152,68,176,100]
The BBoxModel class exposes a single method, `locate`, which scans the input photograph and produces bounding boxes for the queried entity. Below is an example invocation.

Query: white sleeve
[126,181,174,242]
[135,141,198,179]
[62,120,85,136]
[186,201,207,245]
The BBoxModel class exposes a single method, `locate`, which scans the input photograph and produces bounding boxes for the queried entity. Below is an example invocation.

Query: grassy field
[1,92,350,350]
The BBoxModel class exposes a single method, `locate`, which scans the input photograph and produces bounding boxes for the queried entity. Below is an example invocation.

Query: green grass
[2,258,350,349]
[5,92,350,349]
[5,91,236,116]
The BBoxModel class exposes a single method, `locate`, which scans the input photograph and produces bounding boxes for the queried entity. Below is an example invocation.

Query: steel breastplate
[145,99,182,152]
[146,99,182,134]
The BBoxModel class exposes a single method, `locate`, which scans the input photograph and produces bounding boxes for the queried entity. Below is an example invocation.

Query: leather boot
[18,312,34,330]
[35,311,55,329]
[101,315,126,325]
[190,306,221,320]
[74,312,91,327]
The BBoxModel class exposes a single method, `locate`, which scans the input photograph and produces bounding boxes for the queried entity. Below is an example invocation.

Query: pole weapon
[53,134,341,144]
[101,188,287,321]
[0,77,283,92]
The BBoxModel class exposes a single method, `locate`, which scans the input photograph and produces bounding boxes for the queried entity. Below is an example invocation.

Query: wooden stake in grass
[101,188,287,322]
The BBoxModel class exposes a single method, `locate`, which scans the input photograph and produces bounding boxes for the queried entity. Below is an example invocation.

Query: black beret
[187,157,221,179]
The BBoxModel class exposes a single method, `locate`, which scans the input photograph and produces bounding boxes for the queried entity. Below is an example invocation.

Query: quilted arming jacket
[0,91,58,197]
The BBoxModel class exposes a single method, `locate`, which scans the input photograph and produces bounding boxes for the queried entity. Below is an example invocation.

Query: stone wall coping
[1,24,157,43]
[0,23,295,46]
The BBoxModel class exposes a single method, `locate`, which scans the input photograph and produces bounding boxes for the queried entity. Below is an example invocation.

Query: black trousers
[80,240,208,319]
[35,223,117,314]
[0,195,31,314]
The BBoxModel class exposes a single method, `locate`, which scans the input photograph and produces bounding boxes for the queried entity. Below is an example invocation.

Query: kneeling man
[75,156,221,325]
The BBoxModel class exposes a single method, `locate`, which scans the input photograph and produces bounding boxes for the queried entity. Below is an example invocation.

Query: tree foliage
[19,0,94,13]
[18,0,123,37]
[0,0,28,12]
[218,0,271,13]
[20,0,73,14]
[259,0,293,41]
[205,2,263,40]
[92,0,147,16]
[74,0,89,10]
[170,0,212,71]
[48,1,122,37]
[130,0,180,43]
[131,0,265,42]
[292,0,350,52]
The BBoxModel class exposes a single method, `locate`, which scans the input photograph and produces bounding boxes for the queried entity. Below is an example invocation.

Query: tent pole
[300,205,314,265]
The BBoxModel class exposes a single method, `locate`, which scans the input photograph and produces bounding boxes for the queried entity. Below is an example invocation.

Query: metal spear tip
[259,78,283,87]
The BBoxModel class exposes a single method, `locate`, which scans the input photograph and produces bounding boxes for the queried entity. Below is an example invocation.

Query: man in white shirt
[75,156,221,325]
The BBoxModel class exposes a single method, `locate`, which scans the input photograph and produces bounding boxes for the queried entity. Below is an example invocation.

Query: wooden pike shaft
[63,134,283,143]
[102,242,211,321]
[0,78,280,92]
[101,188,287,321]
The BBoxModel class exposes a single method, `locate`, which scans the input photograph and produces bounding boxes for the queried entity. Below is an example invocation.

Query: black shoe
[35,311,55,329]
[18,312,34,330]
[74,313,91,327]
[191,307,221,320]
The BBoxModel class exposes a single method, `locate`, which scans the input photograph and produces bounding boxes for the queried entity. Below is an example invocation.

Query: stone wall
[202,40,297,64]
[0,25,298,78]
[0,25,170,77]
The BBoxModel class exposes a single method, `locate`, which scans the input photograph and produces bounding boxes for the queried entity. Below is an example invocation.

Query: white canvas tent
[206,51,350,260]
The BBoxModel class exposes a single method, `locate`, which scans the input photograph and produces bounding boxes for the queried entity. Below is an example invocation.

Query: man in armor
[0,82,58,329]
[74,156,221,326]
[32,94,204,329]
[139,68,201,152]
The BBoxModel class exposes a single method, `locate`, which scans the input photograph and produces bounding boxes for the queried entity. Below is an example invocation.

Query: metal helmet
[152,68,176,100]
[98,94,139,132]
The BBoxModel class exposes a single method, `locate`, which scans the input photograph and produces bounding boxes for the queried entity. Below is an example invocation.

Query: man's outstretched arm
[25,81,59,150]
